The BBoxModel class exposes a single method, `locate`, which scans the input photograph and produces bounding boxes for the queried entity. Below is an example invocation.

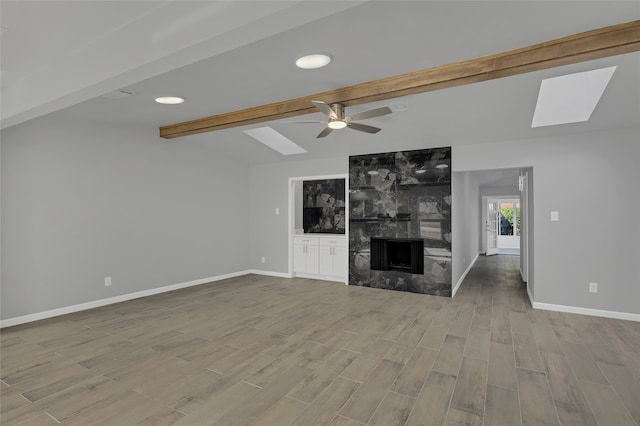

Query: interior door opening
[497,198,520,255]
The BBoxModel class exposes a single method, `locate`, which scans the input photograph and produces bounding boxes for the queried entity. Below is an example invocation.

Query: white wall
[1,115,250,320]
[249,157,347,273]
[452,171,480,290]
[455,128,640,315]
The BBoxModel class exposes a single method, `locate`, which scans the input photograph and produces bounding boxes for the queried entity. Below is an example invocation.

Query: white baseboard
[0,270,252,328]
[247,269,292,278]
[452,252,479,297]
[531,300,640,322]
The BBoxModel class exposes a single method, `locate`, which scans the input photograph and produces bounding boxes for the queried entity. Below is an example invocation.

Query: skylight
[532,66,617,128]
[243,126,307,155]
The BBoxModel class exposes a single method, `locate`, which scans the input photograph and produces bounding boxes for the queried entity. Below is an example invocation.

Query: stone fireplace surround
[348,147,452,297]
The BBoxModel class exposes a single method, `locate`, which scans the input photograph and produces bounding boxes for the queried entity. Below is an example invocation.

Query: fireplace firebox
[370,238,424,275]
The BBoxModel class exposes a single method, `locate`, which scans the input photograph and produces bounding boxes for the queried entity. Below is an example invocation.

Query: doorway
[482,195,521,256]
[496,198,520,255]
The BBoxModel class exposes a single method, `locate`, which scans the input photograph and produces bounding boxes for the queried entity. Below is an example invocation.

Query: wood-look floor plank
[406,371,456,426]
[328,414,366,426]
[248,396,308,426]
[339,359,404,424]
[516,368,559,426]
[487,342,517,391]
[419,320,451,350]
[288,349,358,403]
[290,377,360,426]
[445,408,483,426]
[134,406,185,426]
[368,391,415,426]
[512,332,544,372]
[450,356,488,417]
[173,381,262,425]
[431,335,466,376]
[554,401,597,426]
[560,341,609,385]
[12,412,59,426]
[391,346,438,397]
[580,380,637,426]
[216,365,313,426]
[484,384,520,426]
[540,351,588,407]
[463,327,490,361]
[596,362,640,424]
[340,338,393,383]
[490,304,512,345]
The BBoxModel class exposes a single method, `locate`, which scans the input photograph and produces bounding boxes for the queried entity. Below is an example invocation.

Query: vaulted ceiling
[2,1,638,165]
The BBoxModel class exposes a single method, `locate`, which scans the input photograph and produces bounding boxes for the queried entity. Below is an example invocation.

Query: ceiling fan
[287,101,393,138]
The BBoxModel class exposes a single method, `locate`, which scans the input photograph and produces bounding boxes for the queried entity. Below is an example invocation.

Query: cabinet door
[306,244,319,274]
[333,246,348,277]
[293,244,307,273]
[319,246,333,275]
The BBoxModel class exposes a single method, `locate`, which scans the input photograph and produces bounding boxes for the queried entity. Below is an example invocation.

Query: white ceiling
[2,1,639,169]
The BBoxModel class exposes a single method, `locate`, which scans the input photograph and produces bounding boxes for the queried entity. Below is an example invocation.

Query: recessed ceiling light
[368,170,379,175]
[436,164,449,169]
[295,53,332,69]
[155,96,185,105]
[243,126,307,156]
[532,66,617,127]
[416,169,426,174]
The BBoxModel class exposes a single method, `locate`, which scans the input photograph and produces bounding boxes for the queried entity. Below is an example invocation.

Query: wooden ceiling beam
[160,20,640,139]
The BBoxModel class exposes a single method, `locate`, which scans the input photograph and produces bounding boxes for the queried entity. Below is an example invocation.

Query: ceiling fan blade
[316,127,333,138]
[312,101,338,119]
[348,106,393,122]
[347,122,381,134]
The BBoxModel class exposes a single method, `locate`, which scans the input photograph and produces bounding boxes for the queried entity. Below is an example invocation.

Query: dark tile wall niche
[303,179,346,234]
[349,147,452,296]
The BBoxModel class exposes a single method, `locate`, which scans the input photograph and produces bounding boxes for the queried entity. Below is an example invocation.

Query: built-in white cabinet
[293,235,346,282]
[293,236,319,274]
[319,238,347,277]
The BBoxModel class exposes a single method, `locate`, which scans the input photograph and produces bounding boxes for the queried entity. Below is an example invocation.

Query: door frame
[485,197,500,256]
[287,174,349,284]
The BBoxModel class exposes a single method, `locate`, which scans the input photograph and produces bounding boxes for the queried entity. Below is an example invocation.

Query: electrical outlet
[261,257,266,264]
[275,208,280,215]
[104,276,112,287]
[589,282,598,293]
[550,211,559,221]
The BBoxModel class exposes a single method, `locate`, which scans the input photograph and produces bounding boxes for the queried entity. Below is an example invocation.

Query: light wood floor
[2,255,639,426]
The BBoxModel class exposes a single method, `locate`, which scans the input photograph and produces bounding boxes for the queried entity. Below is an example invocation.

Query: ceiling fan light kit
[328,120,347,130]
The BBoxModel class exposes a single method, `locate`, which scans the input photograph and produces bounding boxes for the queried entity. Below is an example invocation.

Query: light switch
[550,211,559,221]
[275,208,280,215]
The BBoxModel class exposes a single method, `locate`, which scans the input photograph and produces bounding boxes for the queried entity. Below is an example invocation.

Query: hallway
[456,254,640,426]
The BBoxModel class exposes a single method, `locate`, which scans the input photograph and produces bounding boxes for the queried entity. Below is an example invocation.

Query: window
[499,201,520,236]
